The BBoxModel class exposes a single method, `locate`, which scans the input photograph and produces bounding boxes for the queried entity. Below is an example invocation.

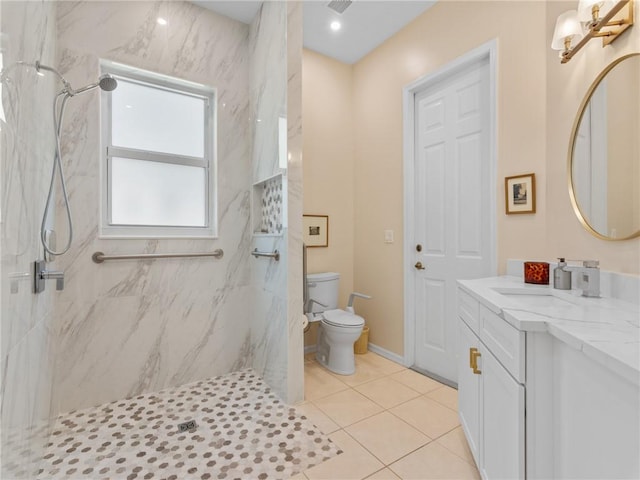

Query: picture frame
[505,173,536,214]
[303,215,329,247]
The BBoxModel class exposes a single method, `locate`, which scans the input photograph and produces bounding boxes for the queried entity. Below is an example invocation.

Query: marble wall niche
[0,1,58,477]
[53,1,253,413]
[249,0,290,401]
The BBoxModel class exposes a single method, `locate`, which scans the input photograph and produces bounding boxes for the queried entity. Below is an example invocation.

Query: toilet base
[316,350,355,376]
[315,324,358,375]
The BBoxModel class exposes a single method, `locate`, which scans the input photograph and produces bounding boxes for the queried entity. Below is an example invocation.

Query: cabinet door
[458,320,481,466]
[481,348,525,480]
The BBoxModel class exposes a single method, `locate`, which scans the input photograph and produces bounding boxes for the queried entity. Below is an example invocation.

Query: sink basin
[491,287,574,308]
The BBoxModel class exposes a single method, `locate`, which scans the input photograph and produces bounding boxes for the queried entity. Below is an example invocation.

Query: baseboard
[367,343,408,367]
[410,365,458,389]
[304,342,407,368]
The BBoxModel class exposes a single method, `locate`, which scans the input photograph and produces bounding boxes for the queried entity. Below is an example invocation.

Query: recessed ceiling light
[330,21,341,31]
[157,17,168,26]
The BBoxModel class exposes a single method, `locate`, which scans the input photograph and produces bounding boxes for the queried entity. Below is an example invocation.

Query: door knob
[414,262,426,270]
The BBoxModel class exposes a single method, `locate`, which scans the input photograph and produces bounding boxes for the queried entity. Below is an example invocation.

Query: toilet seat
[322,309,365,328]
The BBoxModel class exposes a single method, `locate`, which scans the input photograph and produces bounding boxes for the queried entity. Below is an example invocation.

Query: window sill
[99,227,218,240]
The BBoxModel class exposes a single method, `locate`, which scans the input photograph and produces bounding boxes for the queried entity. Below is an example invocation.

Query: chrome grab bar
[251,249,280,261]
[92,249,224,264]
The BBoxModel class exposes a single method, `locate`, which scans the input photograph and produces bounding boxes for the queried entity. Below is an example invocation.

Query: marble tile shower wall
[0,2,58,477]
[285,1,305,404]
[53,1,254,413]
[249,1,291,401]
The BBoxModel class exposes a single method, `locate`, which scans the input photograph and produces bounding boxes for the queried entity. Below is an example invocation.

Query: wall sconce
[552,0,634,63]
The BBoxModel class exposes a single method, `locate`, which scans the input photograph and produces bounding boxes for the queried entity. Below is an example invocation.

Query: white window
[100,61,216,238]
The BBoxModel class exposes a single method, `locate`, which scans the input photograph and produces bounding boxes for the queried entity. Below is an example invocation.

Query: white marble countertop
[458,276,640,386]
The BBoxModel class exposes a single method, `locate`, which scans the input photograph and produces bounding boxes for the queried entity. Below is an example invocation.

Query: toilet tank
[306,272,340,313]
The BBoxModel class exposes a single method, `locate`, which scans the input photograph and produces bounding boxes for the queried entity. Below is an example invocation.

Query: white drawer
[458,287,480,334]
[479,304,525,383]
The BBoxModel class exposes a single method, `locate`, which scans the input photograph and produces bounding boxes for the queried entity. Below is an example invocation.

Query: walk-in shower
[1,60,117,257]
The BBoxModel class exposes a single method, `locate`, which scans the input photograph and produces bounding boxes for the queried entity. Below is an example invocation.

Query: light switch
[384,230,394,243]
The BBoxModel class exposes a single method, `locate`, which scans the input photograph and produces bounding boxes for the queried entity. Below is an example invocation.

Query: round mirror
[568,53,640,241]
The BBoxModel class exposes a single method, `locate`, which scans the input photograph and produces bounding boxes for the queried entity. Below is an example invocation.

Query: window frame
[99,60,217,238]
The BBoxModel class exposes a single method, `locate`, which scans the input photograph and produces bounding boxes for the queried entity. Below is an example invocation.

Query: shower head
[70,74,118,96]
[33,62,118,96]
[98,74,118,92]
[3,61,118,96]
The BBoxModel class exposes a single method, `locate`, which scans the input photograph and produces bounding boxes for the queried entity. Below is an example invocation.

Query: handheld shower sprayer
[1,59,118,257]
[65,73,118,96]
[34,61,118,96]
[31,62,119,257]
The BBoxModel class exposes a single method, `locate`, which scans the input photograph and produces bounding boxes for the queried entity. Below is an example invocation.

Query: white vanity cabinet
[457,321,481,463]
[458,290,525,480]
[480,342,524,479]
[457,276,640,480]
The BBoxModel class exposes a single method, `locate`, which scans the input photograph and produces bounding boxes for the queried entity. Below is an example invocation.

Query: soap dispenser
[553,258,572,290]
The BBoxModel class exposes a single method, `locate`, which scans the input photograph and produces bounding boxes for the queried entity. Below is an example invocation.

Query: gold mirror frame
[567,52,640,241]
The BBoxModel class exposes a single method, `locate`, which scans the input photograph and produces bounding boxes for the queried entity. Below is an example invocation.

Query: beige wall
[303,0,640,358]
[353,1,548,355]
[302,49,355,346]
[546,1,639,265]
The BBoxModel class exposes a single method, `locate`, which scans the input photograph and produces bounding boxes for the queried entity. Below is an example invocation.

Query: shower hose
[41,90,74,256]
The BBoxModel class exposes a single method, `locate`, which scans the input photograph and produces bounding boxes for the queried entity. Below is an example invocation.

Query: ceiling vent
[327,0,353,15]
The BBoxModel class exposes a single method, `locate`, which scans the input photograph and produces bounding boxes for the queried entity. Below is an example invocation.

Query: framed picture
[505,173,536,214]
[303,215,329,247]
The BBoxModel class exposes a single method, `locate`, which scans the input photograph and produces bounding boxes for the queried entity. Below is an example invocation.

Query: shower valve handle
[42,271,65,291]
[33,260,65,293]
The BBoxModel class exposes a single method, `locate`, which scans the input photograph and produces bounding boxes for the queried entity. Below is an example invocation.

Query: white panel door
[413,58,492,382]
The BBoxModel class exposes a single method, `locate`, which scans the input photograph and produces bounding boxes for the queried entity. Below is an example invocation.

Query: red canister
[524,262,550,285]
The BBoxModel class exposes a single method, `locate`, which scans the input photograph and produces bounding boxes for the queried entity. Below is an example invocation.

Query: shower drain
[177,420,197,432]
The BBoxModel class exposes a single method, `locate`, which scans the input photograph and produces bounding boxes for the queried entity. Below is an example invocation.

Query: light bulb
[551,10,584,50]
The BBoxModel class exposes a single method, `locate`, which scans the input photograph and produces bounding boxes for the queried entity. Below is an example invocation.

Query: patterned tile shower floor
[37,370,341,480]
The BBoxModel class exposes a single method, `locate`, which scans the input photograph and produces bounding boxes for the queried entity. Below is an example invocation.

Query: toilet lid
[322,309,365,328]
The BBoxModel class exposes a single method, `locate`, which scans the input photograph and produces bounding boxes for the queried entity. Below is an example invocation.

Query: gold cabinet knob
[414,261,426,270]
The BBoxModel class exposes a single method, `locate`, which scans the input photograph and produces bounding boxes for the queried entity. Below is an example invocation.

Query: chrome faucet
[33,260,65,293]
[567,260,600,297]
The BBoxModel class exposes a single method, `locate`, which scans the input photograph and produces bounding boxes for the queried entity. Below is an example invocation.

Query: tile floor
[293,351,480,480]
[35,370,341,480]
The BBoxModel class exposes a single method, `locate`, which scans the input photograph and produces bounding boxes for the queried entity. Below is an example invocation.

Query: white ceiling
[193,1,436,64]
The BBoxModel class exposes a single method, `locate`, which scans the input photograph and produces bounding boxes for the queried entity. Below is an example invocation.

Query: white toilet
[306,272,365,375]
